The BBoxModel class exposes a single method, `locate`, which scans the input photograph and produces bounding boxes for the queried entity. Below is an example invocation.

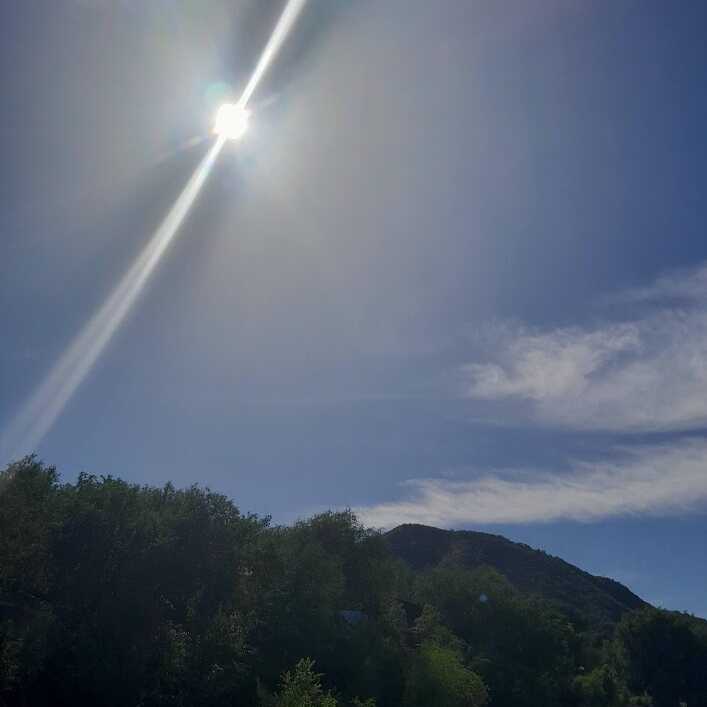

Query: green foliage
[573,665,626,707]
[0,457,59,598]
[0,459,265,706]
[351,698,377,707]
[274,658,339,707]
[405,642,487,707]
[413,564,579,707]
[245,511,408,703]
[613,607,707,707]
[386,524,647,632]
[1,459,705,707]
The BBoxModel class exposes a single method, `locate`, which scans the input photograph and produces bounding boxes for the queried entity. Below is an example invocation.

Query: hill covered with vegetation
[385,524,647,633]
[1,457,706,707]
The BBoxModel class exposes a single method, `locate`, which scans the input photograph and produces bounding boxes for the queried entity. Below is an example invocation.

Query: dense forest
[1,457,706,707]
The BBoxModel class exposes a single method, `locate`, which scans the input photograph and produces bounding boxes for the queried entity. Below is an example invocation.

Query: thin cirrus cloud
[356,438,707,527]
[463,263,707,433]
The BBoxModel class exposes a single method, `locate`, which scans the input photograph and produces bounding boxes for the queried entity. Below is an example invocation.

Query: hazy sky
[2,0,707,617]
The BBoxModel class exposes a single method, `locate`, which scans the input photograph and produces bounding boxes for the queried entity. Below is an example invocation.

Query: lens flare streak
[1,136,226,458]
[238,0,307,109]
[2,0,309,460]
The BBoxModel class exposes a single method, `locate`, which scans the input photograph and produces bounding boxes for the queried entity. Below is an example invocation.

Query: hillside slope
[385,524,647,629]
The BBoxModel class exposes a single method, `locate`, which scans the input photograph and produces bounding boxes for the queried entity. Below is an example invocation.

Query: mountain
[385,524,648,630]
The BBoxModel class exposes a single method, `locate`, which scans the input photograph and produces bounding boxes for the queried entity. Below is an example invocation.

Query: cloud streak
[356,438,707,527]
[463,263,707,432]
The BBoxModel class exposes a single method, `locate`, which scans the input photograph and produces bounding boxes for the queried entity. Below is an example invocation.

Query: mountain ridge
[384,523,648,629]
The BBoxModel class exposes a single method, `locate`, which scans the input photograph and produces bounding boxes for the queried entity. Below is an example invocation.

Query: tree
[404,642,487,707]
[413,565,578,707]
[614,608,707,707]
[573,664,628,707]
[0,458,59,706]
[273,658,338,707]
[2,458,704,707]
[0,462,266,706]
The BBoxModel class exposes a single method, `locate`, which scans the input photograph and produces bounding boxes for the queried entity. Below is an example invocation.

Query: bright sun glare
[1,0,308,459]
[214,102,250,141]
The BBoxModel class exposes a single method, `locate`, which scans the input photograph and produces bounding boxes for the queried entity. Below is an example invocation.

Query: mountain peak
[385,524,647,629]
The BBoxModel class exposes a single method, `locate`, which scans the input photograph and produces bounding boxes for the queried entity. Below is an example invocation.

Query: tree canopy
[1,457,705,707]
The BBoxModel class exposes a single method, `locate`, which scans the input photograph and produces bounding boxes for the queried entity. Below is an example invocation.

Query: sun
[213,103,250,141]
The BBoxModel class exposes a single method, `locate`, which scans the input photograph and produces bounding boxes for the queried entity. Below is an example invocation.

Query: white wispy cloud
[355,265,707,528]
[619,263,707,305]
[463,263,707,432]
[356,438,707,527]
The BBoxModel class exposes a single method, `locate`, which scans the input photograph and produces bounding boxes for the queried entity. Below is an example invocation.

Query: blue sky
[2,0,707,617]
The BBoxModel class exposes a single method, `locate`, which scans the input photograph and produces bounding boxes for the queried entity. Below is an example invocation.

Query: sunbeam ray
[238,0,307,109]
[0,136,226,459]
[2,0,309,460]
